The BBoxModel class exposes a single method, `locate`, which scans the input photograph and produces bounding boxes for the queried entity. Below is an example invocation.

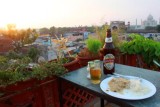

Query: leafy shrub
[120,33,160,66]
[32,61,67,80]
[7,50,23,59]
[0,56,66,86]
[85,37,102,55]
[28,47,40,62]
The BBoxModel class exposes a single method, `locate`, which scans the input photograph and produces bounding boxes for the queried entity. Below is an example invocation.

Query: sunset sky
[0,0,160,29]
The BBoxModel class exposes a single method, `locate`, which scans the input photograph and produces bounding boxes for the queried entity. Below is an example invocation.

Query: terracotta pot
[126,54,137,67]
[0,78,37,93]
[37,76,60,107]
[9,89,35,107]
[63,58,81,72]
[50,57,81,72]
[77,55,100,67]
[137,55,148,68]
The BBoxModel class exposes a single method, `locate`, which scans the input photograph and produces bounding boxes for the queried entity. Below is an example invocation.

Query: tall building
[142,14,157,27]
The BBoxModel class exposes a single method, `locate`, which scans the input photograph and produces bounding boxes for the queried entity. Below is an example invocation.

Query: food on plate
[108,77,150,95]
[108,77,130,92]
[129,79,141,92]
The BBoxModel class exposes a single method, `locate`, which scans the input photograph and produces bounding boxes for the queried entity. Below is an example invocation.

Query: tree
[156,25,160,32]
[86,26,95,33]
[145,26,156,31]
[1,25,39,52]
[39,27,50,35]
[50,26,56,36]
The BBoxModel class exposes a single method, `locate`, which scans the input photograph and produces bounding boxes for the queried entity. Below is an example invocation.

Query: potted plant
[0,52,67,107]
[0,56,37,92]
[77,37,102,66]
[119,33,160,70]
[0,51,67,90]
[53,36,81,71]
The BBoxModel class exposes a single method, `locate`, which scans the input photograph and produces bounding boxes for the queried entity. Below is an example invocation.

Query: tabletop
[60,64,160,107]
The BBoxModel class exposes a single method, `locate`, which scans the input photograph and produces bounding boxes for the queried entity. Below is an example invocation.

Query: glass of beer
[89,60,102,84]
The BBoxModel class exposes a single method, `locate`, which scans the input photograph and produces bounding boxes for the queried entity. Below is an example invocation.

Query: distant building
[63,32,89,41]
[33,34,53,46]
[129,15,158,30]
[110,21,126,30]
[142,15,157,27]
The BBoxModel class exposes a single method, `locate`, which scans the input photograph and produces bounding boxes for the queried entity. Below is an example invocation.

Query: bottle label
[105,37,112,43]
[103,54,115,70]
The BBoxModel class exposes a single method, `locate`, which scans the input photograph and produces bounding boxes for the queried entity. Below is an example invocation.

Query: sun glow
[0,0,159,29]
[0,0,74,29]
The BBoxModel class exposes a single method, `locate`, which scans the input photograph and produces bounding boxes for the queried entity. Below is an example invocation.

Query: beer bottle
[103,29,115,74]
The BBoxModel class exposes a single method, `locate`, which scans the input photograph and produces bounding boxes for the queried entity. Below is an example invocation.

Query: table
[59,64,160,107]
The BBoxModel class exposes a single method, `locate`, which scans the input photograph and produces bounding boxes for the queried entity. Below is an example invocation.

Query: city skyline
[0,0,160,29]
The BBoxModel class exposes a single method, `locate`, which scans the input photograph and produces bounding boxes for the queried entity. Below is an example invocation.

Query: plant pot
[77,55,100,67]
[0,78,37,93]
[0,78,38,107]
[137,55,148,68]
[63,57,81,72]
[50,57,81,72]
[126,54,137,67]
[37,76,60,107]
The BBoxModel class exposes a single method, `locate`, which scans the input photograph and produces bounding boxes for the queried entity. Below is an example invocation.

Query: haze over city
[0,0,160,29]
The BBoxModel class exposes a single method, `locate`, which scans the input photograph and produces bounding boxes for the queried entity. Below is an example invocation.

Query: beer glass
[89,60,102,84]
[87,61,94,79]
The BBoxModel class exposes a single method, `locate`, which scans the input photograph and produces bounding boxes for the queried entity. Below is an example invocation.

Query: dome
[147,14,153,20]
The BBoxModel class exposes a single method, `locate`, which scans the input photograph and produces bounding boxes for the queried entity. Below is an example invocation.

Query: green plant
[28,47,40,62]
[6,50,23,59]
[0,56,34,86]
[95,25,123,48]
[0,56,8,63]
[95,25,108,46]
[78,36,102,58]
[32,61,67,80]
[0,55,67,86]
[0,71,19,86]
[85,37,102,55]
[119,33,160,66]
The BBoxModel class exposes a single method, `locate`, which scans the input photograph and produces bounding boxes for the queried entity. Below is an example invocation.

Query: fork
[112,73,142,81]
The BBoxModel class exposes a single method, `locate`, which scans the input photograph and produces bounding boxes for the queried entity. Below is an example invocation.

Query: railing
[115,53,160,71]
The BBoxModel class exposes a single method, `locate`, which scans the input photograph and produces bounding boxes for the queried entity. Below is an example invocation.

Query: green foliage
[0,57,32,86]
[145,26,156,30]
[0,70,30,86]
[85,37,102,55]
[58,58,71,64]
[86,26,95,33]
[50,26,56,36]
[32,61,66,80]
[0,56,67,86]
[7,50,23,59]
[95,25,123,48]
[120,33,160,66]
[0,56,8,64]
[95,25,109,46]
[1,26,39,47]
[28,47,40,62]
[156,25,160,32]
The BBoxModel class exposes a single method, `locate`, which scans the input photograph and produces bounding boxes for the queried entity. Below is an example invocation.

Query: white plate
[100,76,156,100]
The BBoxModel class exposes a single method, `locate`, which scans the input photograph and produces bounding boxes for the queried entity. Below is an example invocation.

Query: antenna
[136,19,137,29]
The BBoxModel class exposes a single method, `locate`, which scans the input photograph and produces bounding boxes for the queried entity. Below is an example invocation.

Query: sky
[0,0,160,29]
